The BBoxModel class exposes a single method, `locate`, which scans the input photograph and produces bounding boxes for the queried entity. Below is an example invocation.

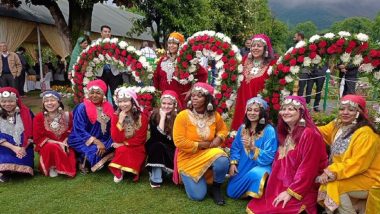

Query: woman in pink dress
[231,34,275,131]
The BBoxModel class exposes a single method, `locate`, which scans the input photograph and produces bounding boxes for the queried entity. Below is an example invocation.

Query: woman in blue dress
[0,87,34,182]
[68,79,114,173]
[226,97,278,199]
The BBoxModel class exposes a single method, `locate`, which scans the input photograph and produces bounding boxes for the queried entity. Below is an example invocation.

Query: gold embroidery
[241,127,263,156]
[187,110,215,140]
[243,59,268,83]
[96,107,110,135]
[278,135,295,159]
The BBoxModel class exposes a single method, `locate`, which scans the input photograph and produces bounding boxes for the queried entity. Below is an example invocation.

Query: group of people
[1,30,379,214]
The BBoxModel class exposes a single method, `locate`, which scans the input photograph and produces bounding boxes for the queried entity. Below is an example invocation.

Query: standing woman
[68,79,114,173]
[153,32,208,107]
[0,87,34,182]
[173,82,229,205]
[227,97,278,199]
[109,87,148,183]
[247,96,328,214]
[317,95,380,214]
[230,34,275,131]
[68,36,90,80]
[33,91,76,177]
[145,90,182,188]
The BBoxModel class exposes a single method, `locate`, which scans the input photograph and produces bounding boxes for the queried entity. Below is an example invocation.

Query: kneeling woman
[173,82,229,205]
[145,90,182,188]
[317,95,380,213]
[68,80,114,173]
[0,87,34,182]
[227,97,277,199]
[109,87,148,183]
[33,91,76,177]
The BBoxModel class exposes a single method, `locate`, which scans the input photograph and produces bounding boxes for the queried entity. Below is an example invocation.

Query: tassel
[207,102,213,111]
[299,117,306,127]
[264,50,268,57]
[58,107,63,112]
[187,100,192,108]
[259,117,265,124]
[15,106,20,113]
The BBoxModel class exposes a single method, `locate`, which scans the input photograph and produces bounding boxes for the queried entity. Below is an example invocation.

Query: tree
[293,21,318,39]
[330,17,373,36]
[371,12,380,43]
[128,0,213,48]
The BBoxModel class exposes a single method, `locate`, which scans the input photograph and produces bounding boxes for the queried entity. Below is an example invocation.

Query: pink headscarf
[340,95,368,118]
[192,82,214,96]
[251,34,274,59]
[113,87,141,111]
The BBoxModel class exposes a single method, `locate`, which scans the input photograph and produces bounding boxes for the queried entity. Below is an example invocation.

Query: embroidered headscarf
[84,79,114,124]
[340,95,368,118]
[113,86,141,111]
[251,34,274,59]
[192,82,214,97]
[0,87,33,147]
[245,96,269,112]
[161,90,182,110]
[41,90,62,102]
[168,32,185,44]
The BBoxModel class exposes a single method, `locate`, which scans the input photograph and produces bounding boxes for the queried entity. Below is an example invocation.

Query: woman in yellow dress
[173,82,229,205]
[317,94,380,213]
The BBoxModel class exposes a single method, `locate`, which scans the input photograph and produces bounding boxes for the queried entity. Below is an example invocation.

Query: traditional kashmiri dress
[227,124,278,199]
[153,56,208,107]
[109,113,148,178]
[230,58,274,131]
[247,127,328,214]
[33,112,76,177]
[0,112,34,175]
[173,109,229,182]
[68,100,114,172]
[317,121,380,211]
[145,118,176,174]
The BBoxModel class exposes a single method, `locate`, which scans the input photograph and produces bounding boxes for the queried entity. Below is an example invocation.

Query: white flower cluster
[338,31,351,38]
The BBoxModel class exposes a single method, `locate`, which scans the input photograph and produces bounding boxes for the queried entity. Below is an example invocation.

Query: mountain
[269,0,380,29]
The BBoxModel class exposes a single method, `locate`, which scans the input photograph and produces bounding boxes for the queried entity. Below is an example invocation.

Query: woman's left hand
[15,147,27,159]
[209,137,222,148]
[273,191,292,208]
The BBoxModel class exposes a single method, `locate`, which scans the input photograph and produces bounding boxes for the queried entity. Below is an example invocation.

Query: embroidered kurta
[230,58,273,131]
[173,109,229,182]
[145,118,176,173]
[68,103,114,172]
[153,57,208,107]
[247,127,328,214]
[318,121,380,211]
[109,113,148,176]
[33,112,76,177]
[0,113,34,175]
[227,124,278,199]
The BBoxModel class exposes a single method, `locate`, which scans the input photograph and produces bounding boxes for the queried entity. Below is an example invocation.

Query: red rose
[211,46,218,52]
[209,37,215,43]
[127,55,132,61]
[336,38,346,46]
[273,93,280,98]
[318,40,327,48]
[298,47,306,54]
[215,93,222,99]
[282,66,290,73]
[284,54,291,60]
[231,75,237,81]
[189,39,195,45]
[371,59,380,67]
[229,50,235,57]
[363,56,371,64]
[221,72,228,80]
[309,44,317,52]
[336,47,343,54]
[309,52,317,59]
[205,44,211,50]
[181,62,188,69]
[78,59,84,65]
[182,45,188,51]
[111,44,117,49]
[319,48,326,55]
[217,108,223,114]
[222,56,228,63]
[297,55,304,63]
[215,40,222,47]
[216,49,223,55]
[186,54,193,60]
[291,48,297,55]
[136,62,142,69]
[104,43,110,49]
[107,51,113,57]
[348,40,357,49]
[229,58,237,65]
[289,59,297,66]
[345,48,353,53]
[273,104,281,110]
[221,84,228,91]
[221,103,227,109]
[222,42,230,50]
[195,36,202,42]
[201,35,208,41]
[223,64,229,70]
[327,45,336,54]
[370,49,378,58]
[359,42,369,52]
[277,64,284,71]
[198,44,204,51]
[271,97,279,104]
[191,46,198,52]
[279,78,287,85]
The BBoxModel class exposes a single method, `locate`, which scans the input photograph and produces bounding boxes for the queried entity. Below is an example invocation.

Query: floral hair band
[282,98,303,109]
[340,100,359,109]
[252,38,267,46]
[0,91,17,100]
[192,86,209,95]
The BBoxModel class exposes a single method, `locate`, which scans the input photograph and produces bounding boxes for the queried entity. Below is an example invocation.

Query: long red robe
[33,112,76,177]
[153,56,208,107]
[109,113,148,179]
[247,128,328,214]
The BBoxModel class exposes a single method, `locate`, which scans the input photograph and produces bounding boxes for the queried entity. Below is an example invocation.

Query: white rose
[148,74,153,79]
[374,72,380,80]
[188,74,194,82]
[303,57,312,67]
[338,31,351,38]
[215,54,223,61]
[95,39,101,45]
[85,71,93,77]
[309,35,321,43]
[285,75,293,83]
[89,62,95,67]
[221,113,229,120]
[86,66,93,72]
[189,58,199,65]
[102,38,110,43]
[118,41,128,49]
[238,74,244,82]
[98,54,105,61]
[356,33,369,42]
[340,52,351,63]
[179,79,188,85]
[215,32,224,40]
[238,64,243,73]
[311,55,321,64]
[267,66,273,75]
[222,36,231,43]
[281,89,291,96]
[189,65,197,73]
[236,54,242,62]
[226,99,234,109]
[135,50,142,56]
[83,77,90,85]
[202,49,210,57]
[105,54,112,61]
[196,51,202,58]
[359,63,374,73]
[110,38,118,44]
[93,58,100,64]
[138,56,147,64]
[119,60,124,67]
[323,33,335,39]
[210,51,216,58]
[276,56,283,65]
[232,45,239,53]
[127,46,136,52]
[215,60,224,69]
[290,66,300,75]
[353,54,363,65]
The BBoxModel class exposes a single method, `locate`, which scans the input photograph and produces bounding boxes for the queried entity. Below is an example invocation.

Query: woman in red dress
[109,87,148,183]
[231,34,275,131]
[247,96,328,214]
[33,90,76,177]
[153,32,208,107]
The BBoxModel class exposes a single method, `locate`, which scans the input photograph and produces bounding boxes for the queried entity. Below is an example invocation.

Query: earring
[15,106,20,113]
[259,117,265,124]
[352,112,359,124]
[44,111,48,115]
[264,51,268,57]
[299,117,306,127]
[207,102,213,111]
[58,107,63,112]
[187,100,192,108]
[103,96,107,103]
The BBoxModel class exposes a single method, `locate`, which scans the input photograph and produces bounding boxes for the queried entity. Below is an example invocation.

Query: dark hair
[187,93,217,117]
[296,31,305,40]
[342,112,380,138]
[79,35,91,44]
[0,103,18,119]
[17,47,26,52]
[41,100,64,113]
[116,99,141,123]
[101,25,111,32]
[243,106,270,135]
[150,107,177,137]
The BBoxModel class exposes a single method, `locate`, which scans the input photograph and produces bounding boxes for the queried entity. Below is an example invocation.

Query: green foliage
[371,12,380,42]
[293,21,318,39]
[330,17,374,36]
[312,111,337,126]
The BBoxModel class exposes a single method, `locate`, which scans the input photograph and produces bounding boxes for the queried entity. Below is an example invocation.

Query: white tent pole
[37,24,43,81]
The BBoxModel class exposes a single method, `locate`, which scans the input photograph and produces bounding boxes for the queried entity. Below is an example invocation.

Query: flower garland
[176,30,243,119]
[71,38,153,103]
[262,31,380,123]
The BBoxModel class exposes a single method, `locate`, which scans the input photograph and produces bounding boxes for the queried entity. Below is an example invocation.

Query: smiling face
[118,98,133,112]
[161,97,175,113]
[88,89,104,105]
[279,105,301,127]
[43,97,60,113]
[167,41,179,55]
[101,27,111,39]
[80,40,88,49]
[246,103,261,122]
[250,41,265,59]
[339,104,358,125]
[0,98,17,113]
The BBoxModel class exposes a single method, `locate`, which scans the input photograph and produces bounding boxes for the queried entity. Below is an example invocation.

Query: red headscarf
[84,79,114,124]
[251,34,274,59]
[161,90,183,110]
[340,95,368,118]
[0,87,33,147]
[192,82,214,96]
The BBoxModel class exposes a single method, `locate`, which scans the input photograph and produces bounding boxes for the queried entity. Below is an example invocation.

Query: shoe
[49,168,58,177]
[0,172,10,182]
[150,180,161,188]
[113,174,123,183]
[211,182,226,206]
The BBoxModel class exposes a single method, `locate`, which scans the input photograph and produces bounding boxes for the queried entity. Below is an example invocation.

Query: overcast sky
[271,0,380,8]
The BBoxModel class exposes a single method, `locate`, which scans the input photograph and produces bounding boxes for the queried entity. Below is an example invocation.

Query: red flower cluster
[137,93,154,116]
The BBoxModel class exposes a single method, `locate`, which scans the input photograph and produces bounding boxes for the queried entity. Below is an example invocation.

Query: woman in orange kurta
[173,82,229,205]
[33,91,76,177]
[317,95,380,213]
[109,87,148,183]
